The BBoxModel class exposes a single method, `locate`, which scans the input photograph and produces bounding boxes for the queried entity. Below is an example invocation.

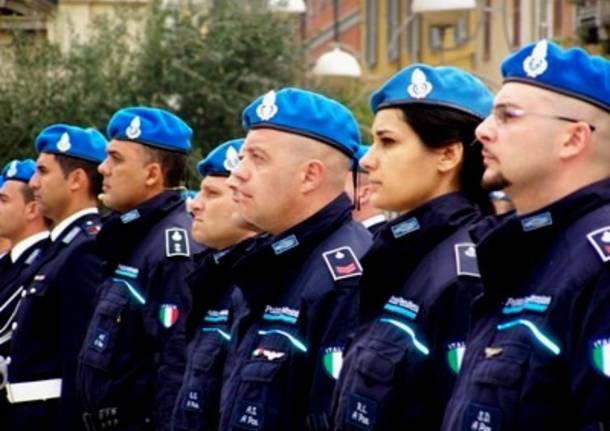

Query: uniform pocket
[81,283,130,372]
[173,339,227,431]
[230,356,288,430]
[470,340,531,426]
[336,337,408,431]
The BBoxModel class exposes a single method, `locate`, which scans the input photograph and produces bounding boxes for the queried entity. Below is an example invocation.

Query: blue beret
[197,139,244,177]
[370,64,493,120]
[502,39,610,112]
[35,125,108,163]
[1,159,36,183]
[242,88,361,158]
[0,176,4,189]
[107,107,192,153]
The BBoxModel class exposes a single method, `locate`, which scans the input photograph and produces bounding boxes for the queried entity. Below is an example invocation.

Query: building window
[512,0,521,47]
[387,0,400,62]
[483,0,492,61]
[454,13,469,45]
[365,0,378,67]
[538,0,550,39]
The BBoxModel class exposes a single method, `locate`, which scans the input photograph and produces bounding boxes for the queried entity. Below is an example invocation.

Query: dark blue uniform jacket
[8,212,102,431]
[78,191,202,431]
[218,194,372,431]
[442,179,610,431]
[332,192,483,431]
[172,236,259,431]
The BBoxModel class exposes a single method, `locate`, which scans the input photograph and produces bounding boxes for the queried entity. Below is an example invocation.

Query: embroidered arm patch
[165,228,190,258]
[322,246,362,281]
[587,226,610,262]
[454,243,480,277]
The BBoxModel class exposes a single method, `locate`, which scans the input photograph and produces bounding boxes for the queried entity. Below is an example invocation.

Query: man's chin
[482,171,511,191]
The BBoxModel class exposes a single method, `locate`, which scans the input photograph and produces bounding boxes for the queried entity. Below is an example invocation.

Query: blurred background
[0,0,606,184]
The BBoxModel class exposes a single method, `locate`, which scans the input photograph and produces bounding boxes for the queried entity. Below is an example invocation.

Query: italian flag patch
[322,347,343,380]
[592,338,610,377]
[159,304,180,328]
[447,342,466,374]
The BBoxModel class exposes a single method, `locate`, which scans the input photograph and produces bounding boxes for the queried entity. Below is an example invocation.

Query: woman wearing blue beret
[331,64,494,430]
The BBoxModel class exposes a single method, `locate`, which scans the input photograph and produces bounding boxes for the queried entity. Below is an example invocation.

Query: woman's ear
[436,141,463,174]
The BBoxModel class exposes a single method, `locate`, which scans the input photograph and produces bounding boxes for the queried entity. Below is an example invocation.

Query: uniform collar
[10,231,50,263]
[361,214,387,229]
[50,207,98,242]
[474,178,610,295]
[359,192,479,318]
[96,190,185,260]
[233,193,353,306]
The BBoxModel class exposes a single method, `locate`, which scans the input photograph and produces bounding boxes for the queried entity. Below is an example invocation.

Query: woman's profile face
[361,108,447,213]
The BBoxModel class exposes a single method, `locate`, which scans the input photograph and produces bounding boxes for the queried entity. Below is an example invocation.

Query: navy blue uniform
[6,212,102,431]
[172,236,259,431]
[442,179,610,430]
[78,191,202,431]
[0,236,49,417]
[332,192,483,431]
[219,194,372,431]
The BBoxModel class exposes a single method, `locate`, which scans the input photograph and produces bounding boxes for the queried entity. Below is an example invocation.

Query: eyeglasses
[491,103,596,132]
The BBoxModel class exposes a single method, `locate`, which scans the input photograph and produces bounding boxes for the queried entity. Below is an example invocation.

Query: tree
[0,0,302,183]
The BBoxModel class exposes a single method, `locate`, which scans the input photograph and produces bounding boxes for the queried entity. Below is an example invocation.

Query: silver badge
[256,90,279,121]
[223,146,240,172]
[407,68,433,99]
[126,116,142,140]
[6,161,17,178]
[57,132,72,153]
[523,39,548,78]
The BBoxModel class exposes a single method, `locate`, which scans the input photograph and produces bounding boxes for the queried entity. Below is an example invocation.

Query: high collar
[360,192,480,317]
[97,190,185,259]
[474,178,610,296]
[233,193,353,307]
[50,207,98,242]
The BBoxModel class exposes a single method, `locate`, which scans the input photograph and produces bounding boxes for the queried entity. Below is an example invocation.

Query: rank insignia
[322,246,362,281]
[454,243,480,277]
[166,228,190,257]
[252,348,286,361]
[159,304,180,328]
[587,226,610,262]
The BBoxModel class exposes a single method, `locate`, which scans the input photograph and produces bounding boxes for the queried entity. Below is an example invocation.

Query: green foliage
[0,0,302,183]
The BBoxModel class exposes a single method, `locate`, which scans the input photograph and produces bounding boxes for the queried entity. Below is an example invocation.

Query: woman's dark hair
[398,104,492,214]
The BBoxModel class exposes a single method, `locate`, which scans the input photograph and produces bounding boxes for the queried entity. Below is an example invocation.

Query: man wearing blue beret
[172,138,261,431]
[77,107,203,431]
[4,126,106,431]
[442,40,610,430]
[218,88,373,431]
[344,145,386,235]
[0,160,51,419]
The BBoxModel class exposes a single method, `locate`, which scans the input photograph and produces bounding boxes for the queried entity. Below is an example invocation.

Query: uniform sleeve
[58,240,104,430]
[143,257,195,431]
[570,268,610,429]
[305,279,360,431]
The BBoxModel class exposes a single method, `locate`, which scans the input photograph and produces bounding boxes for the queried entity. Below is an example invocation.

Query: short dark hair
[139,146,186,188]
[398,105,492,214]
[54,154,103,198]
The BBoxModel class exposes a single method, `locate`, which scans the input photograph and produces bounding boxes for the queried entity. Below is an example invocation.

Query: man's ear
[300,160,325,194]
[558,122,592,160]
[144,162,164,188]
